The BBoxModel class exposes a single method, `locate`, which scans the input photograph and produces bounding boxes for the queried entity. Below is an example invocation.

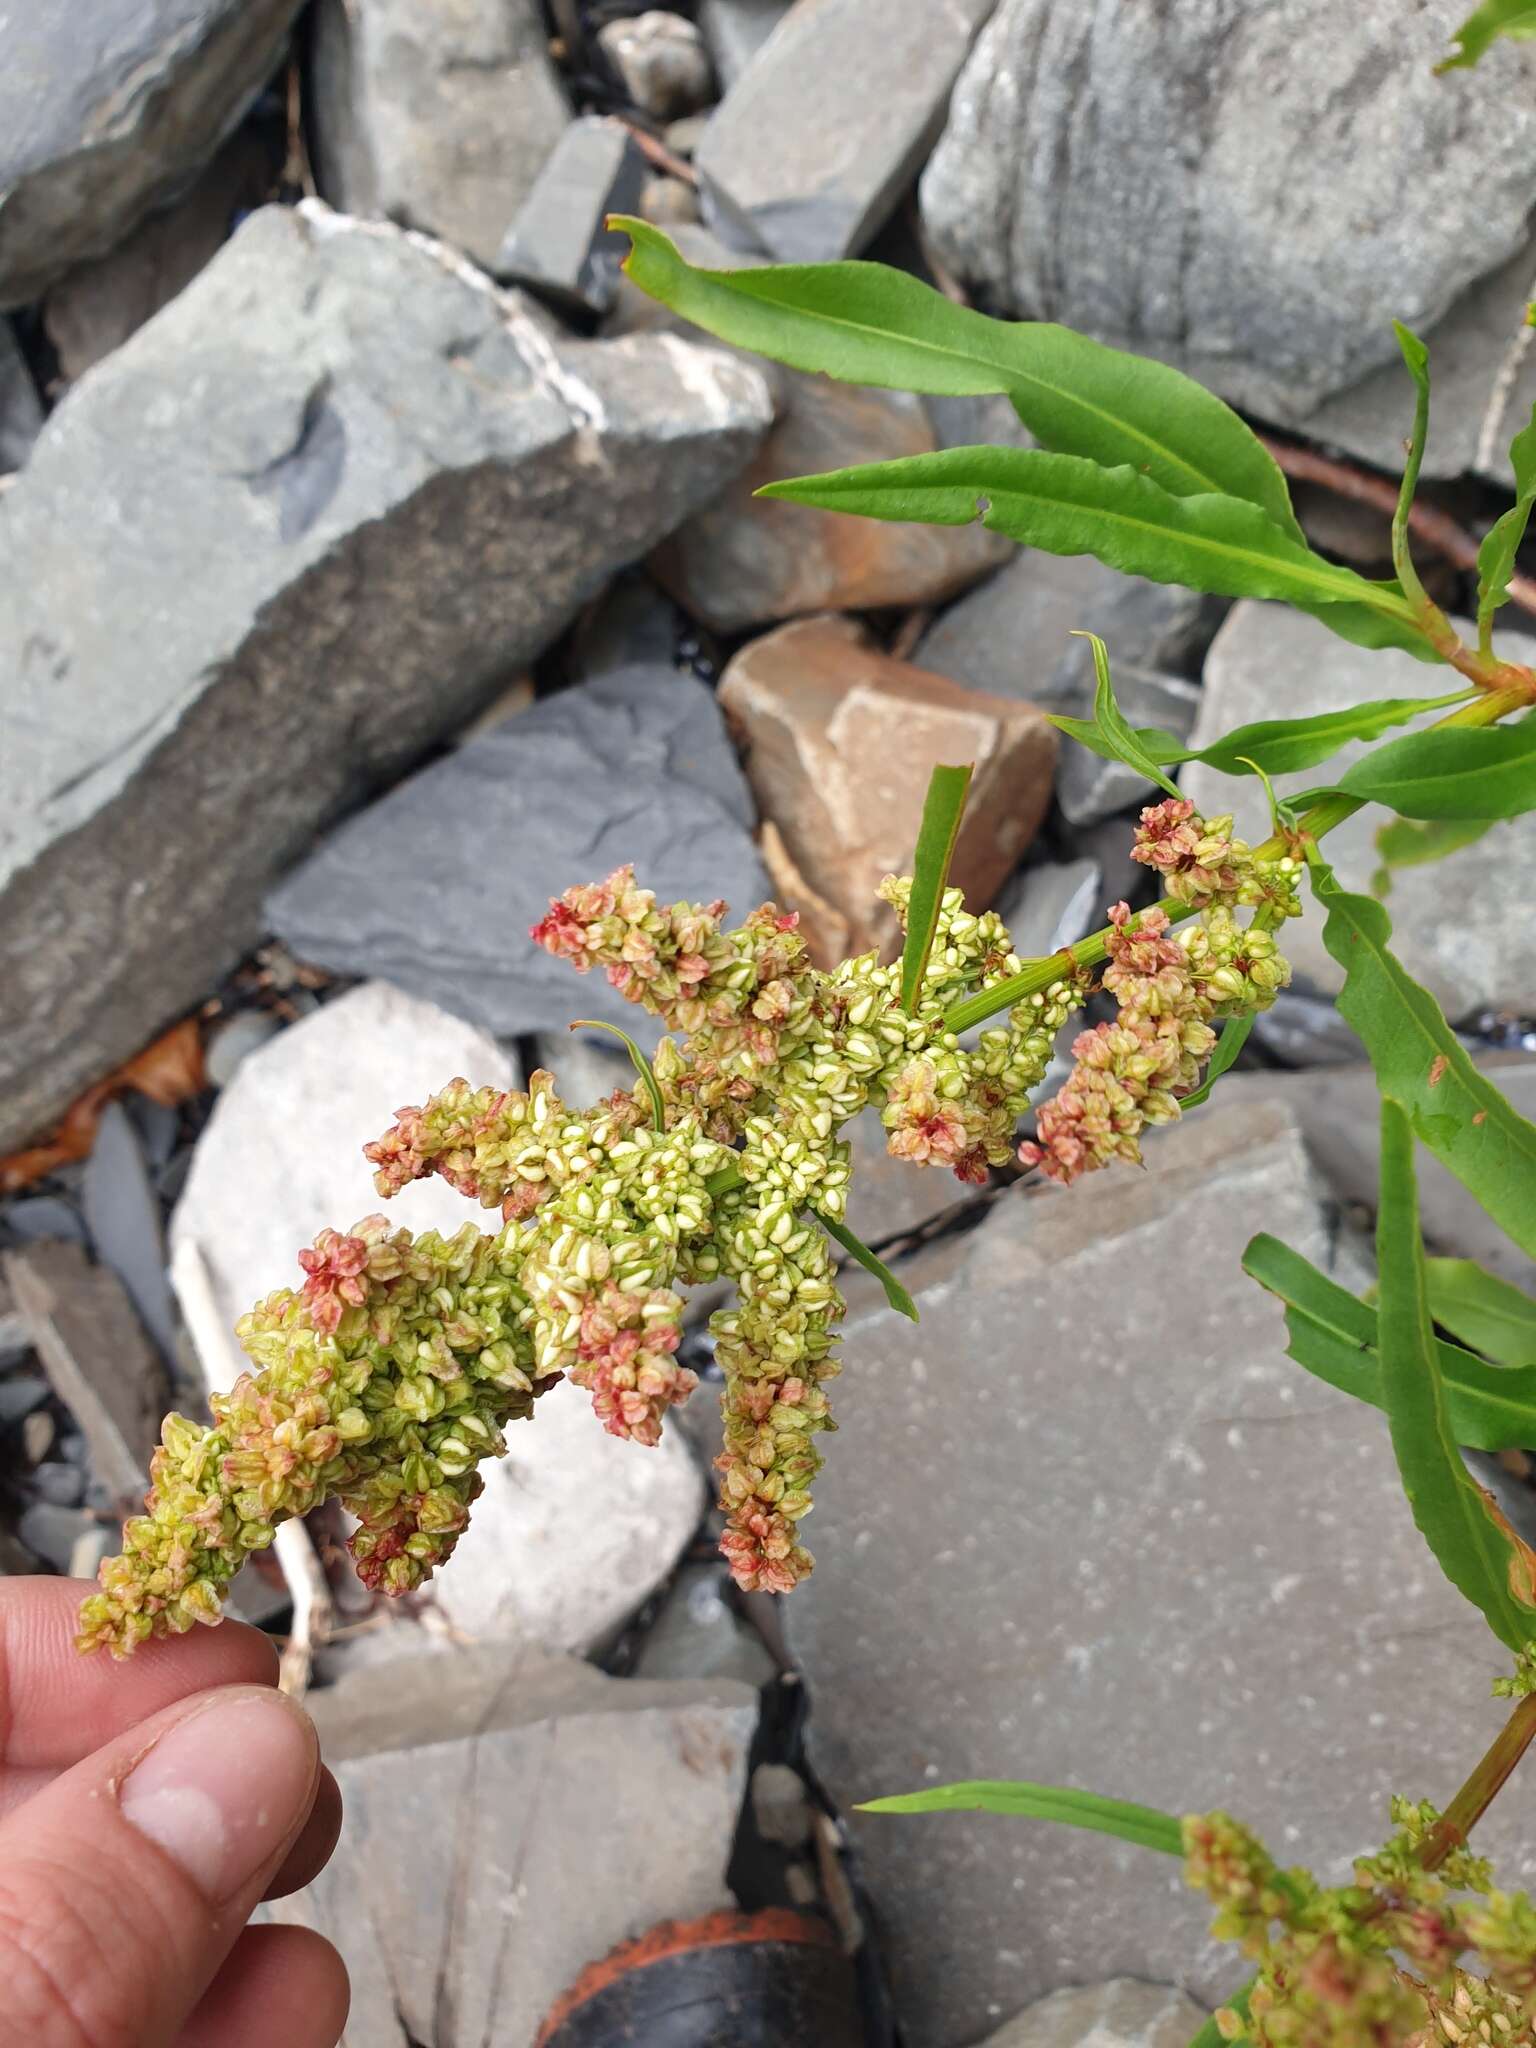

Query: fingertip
[264,1764,344,1901]
[175,1923,350,2048]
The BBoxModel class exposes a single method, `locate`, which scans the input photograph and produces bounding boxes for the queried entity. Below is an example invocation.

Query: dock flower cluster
[1184,1799,1536,2048]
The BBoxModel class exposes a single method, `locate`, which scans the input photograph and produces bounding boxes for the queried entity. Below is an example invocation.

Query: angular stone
[309,0,571,272]
[698,0,793,92]
[633,1560,779,1687]
[0,320,41,473]
[696,0,998,262]
[1183,604,1536,1019]
[497,116,647,317]
[921,1,1536,424]
[82,1100,177,1366]
[266,667,770,1039]
[788,1098,1530,2043]
[3,1240,170,1505]
[0,203,771,1150]
[0,0,305,308]
[597,11,713,120]
[983,1980,1208,2048]
[720,615,1057,962]
[994,857,1101,963]
[265,1648,757,2048]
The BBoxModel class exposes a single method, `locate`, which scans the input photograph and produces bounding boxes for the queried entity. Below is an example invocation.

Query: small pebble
[68,1523,116,1583]
[22,1409,54,1464]
[205,1009,283,1090]
[0,1375,50,1426]
[31,1459,85,1507]
[18,1501,92,1573]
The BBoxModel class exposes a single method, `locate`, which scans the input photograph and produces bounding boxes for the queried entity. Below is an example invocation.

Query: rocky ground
[3,5,1536,2047]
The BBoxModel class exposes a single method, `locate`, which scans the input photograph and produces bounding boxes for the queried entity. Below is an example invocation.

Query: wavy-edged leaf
[1311,854,1536,1259]
[1425,1258,1536,1367]
[1067,630,1182,800]
[1052,691,1469,783]
[614,216,1302,534]
[902,763,973,1012]
[1477,405,1536,648]
[857,1779,1184,1856]
[1373,815,1498,896]
[1438,0,1536,71]
[1377,1098,1536,1652]
[1178,1014,1255,1111]
[818,1212,918,1322]
[1243,1233,1536,1450]
[570,1020,665,1130]
[1337,719,1536,820]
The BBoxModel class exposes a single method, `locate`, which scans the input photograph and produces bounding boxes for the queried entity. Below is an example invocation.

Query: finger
[175,1925,349,2048]
[0,1681,321,2047]
[0,1576,280,1767]
[264,1765,343,1901]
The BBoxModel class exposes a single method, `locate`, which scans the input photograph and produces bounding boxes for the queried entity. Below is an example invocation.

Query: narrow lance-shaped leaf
[1072,630,1181,799]
[1176,1014,1255,1112]
[1372,816,1497,897]
[1376,1097,1535,1654]
[1337,719,1536,821]
[901,762,973,1012]
[1050,690,1470,781]
[1242,1234,1536,1451]
[816,1212,919,1323]
[1390,324,1432,611]
[614,217,1303,535]
[857,1779,1185,1857]
[1437,0,1536,72]
[1425,1258,1536,1367]
[1310,851,1536,1260]
[1477,404,1536,652]
[570,1020,666,1131]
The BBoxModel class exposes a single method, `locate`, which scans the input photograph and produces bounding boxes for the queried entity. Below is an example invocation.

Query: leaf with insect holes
[1477,405,1536,648]
[1376,1097,1536,1653]
[1372,816,1497,897]
[570,1020,665,1131]
[816,1212,918,1322]
[1438,0,1536,72]
[856,1779,1185,1855]
[1310,851,1536,1260]
[900,763,973,1013]
[1425,1258,1536,1367]
[1243,1234,1536,1450]
[1337,718,1536,820]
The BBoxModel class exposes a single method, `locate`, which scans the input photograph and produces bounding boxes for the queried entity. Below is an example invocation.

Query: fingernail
[119,1687,317,1902]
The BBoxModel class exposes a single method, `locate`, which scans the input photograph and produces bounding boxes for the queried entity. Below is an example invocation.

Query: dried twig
[618,118,700,188]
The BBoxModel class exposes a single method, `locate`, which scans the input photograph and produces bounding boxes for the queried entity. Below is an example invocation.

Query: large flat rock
[0,202,771,1152]
[788,1097,1527,2046]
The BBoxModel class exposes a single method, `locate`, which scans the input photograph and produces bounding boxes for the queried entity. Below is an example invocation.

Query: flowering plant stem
[1420,1692,1536,1873]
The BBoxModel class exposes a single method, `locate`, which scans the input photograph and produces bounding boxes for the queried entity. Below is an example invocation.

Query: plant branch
[1419,1693,1536,1871]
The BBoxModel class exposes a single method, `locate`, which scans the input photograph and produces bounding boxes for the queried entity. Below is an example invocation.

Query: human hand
[0,1576,347,2047]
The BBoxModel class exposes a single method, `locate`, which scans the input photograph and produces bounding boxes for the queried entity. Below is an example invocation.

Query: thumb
[0,1682,323,2048]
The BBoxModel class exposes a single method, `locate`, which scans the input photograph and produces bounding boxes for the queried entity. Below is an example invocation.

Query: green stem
[1419,1692,1536,1872]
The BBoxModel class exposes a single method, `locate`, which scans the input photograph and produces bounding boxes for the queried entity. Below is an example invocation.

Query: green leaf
[817,1212,919,1322]
[1373,815,1498,897]
[614,217,1303,536]
[901,763,974,1013]
[1376,1098,1535,1653]
[857,1779,1185,1856]
[1243,1234,1536,1451]
[756,446,1422,639]
[1189,1985,1255,2048]
[1337,720,1536,820]
[1177,1014,1255,1111]
[1425,1258,1536,1367]
[1391,324,1432,594]
[1062,631,1182,800]
[570,1020,666,1131]
[1438,0,1536,71]
[1051,692,1469,782]
[1476,405,1536,650]
[1311,854,1536,1260]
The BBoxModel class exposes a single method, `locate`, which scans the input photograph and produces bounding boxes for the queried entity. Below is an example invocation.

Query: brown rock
[719,615,1056,963]
[651,377,1012,632]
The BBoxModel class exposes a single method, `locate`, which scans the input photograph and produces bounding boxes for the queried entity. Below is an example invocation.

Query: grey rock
[68,1522,117,1582]
[310,0,571,272]
[18,1501,93,1573]
[843,1105,973,1248]
[1,1198,88,1246]
[204,1009,284,1090]
[3,1241,169,1505]
[0,1377,49,1425]
[788,1098,1532,2042]
[926,388,1035,457]
[1058,812,1154,920]
[995,858,1102,963]
[0,320,41,473]
[0,0,305,307]
[567,571,681,683]
[265,1647,757,2048]
[751,1760,813,1849]
[30,1459,83,1508]
[696,0,998,261]
[498,116,648,317]
[82,1101,177,1365]
[531,1030,635,1116]
[1057,672,1201,826]
[597,12,713,120]
[0,203,772,1151]
[267,668,769,1039]
[921,1,1536,425]
[698,0,793,92]
[1250,987,1385,1071]
[1184,604,1536,1018]
[983,1980,1209,2048]
[633,1560,779,1687]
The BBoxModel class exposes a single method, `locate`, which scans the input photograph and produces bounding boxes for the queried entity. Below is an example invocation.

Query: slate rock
[264,1647,757,2048]
[0,319,42,473]
[698,0,794,92]
[921,0,1536,424]
[82,1100,177,1365]
[498,116,647,318]
[18,1501,93,1573]
[0,0,305,307]
[597,11,714,120]
[309,0,571,272]
[169,981,704,1651]
[1183,604,1536,1019]
[0,203,772,1152]
[720,614,1057,962]
[696,0,999,261]
[788,1098,1530,2043]
[994,858,1102,963]
[204,1009,284,1090]
[983,1980,1208,2048]
[1250,988,1391,1072]
[633,1560,779,1687]
[268,667,769,1039]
